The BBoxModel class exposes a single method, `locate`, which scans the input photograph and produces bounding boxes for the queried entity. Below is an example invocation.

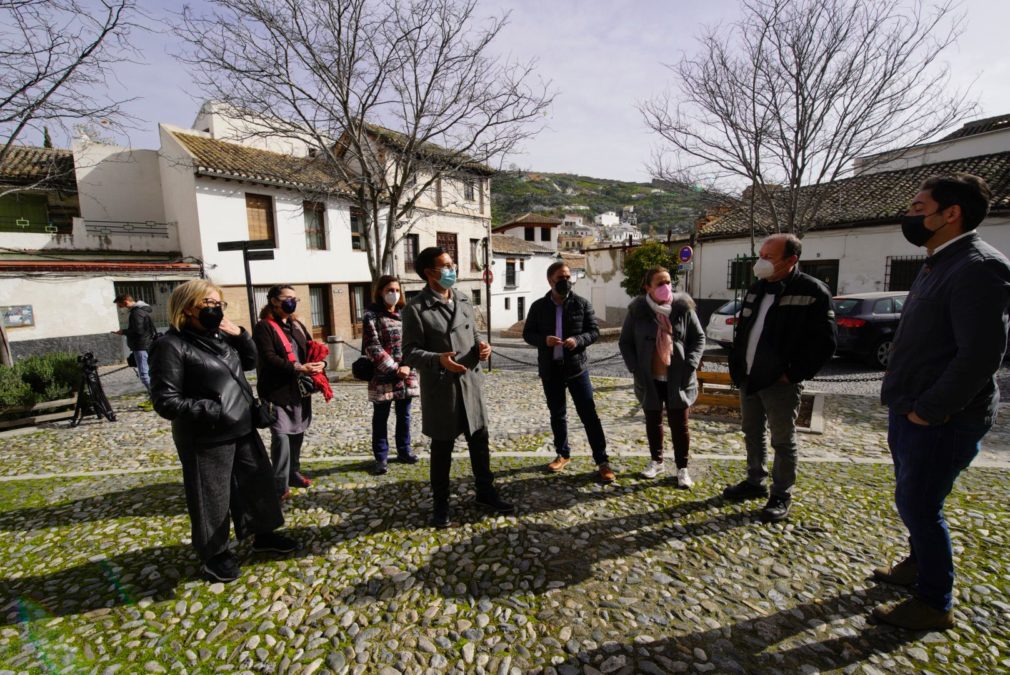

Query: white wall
[488,252,553,330]
[0,276,117,341]
[694,217,1010,301]
[857,128,1010,175]
[192,102,316,157]
[73,140,166,224]
[159,125,204,262]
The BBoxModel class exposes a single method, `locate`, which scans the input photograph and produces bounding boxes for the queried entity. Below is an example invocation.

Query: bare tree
[0,0,136,366]
[641,0,976,237]
[0,0,137,178]
[175,0,554,280]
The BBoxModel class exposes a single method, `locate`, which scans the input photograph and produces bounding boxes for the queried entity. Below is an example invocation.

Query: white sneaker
[642,460,665,479]
[677,467,694,489]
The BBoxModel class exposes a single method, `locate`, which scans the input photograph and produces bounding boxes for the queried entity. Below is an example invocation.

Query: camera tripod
[70,352,116,427]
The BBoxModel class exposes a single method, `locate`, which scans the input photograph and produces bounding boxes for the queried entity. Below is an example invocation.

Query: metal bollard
[325,335,344,371]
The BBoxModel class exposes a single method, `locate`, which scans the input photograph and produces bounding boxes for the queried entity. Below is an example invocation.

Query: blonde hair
[169,279,225,331]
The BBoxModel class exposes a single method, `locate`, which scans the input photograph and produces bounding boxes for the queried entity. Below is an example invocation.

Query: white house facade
[487,233,555,331]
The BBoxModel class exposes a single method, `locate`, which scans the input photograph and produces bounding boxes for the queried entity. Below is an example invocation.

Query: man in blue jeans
[874,173,1010,630]
[523,262,614,483]
[113,294,158,396]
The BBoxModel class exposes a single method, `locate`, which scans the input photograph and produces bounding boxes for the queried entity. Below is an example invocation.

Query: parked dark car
[833,292,908,369]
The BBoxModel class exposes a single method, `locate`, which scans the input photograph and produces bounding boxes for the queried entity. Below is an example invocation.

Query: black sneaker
[396,453,419,464]
[474,492,515,515]
[252,532,298,554]
[431,504,451,529]
[372,461,388,476]
[722,480,769,502]
[203,552,241,583]
[760,495,792,523]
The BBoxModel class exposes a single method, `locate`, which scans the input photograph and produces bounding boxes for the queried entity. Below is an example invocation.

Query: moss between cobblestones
[0,457,1007,673]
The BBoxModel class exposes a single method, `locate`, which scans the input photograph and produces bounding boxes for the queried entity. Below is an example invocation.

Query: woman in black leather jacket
[150,279,297,583]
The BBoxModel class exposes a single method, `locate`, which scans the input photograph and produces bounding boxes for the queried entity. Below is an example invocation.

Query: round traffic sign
[482,268,494,284]
[678,245,694,263]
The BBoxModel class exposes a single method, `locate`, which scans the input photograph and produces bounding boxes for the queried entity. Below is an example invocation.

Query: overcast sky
[100,0,1010,182]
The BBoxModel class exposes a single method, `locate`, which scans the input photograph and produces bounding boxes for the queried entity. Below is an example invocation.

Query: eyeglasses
[200,299,228,309]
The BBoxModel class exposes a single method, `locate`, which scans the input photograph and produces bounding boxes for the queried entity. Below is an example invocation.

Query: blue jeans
[542,366,609,465]
[887,410,987,611]
[372,398,413,462]
[133,349,151,394]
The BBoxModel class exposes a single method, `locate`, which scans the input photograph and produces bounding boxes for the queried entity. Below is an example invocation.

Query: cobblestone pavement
[1,371,1008,673]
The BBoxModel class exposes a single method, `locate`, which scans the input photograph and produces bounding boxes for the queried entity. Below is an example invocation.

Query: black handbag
[297,373,318,397]
[351,356,375,381]
[250,397,277,428]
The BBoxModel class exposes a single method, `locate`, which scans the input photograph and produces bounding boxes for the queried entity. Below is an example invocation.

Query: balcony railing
[85,220,175,238]
[0,215,72,235]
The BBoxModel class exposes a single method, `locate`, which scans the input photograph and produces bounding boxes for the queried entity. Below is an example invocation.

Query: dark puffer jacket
[522,291,599,379]
[126,302,158,351]
[150,326,258,445]
[729,268,837,394]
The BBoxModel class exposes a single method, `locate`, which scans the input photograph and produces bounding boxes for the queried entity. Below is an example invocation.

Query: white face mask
[753,258,776,280]
[384,290,400,307]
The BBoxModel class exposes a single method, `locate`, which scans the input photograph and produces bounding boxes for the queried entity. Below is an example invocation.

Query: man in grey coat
[402,246,515,528]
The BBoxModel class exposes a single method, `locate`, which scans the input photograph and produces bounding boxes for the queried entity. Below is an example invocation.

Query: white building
[1,103,494,359]
[687,113,1010,314]
[493,212,562,252]
[487,233,556,330]
[594,211,620,227]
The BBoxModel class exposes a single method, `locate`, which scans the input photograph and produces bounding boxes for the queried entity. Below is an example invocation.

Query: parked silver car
[705,299,741,349]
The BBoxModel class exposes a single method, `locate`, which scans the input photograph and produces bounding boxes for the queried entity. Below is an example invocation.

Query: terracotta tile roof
[494,213,565,232]
[171,132,355,195]
[362,124,495,176]
[491,233,556,256]
[698,151,1010,240]
[939,114,1010,141]
[0,146,77,192]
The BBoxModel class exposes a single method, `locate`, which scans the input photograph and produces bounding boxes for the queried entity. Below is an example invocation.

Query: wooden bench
[696,354,739,408]
[0,397,77,431]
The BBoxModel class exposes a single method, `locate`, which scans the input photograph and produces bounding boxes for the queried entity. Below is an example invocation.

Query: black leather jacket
[150,326,258,445]
[523,291,599,379]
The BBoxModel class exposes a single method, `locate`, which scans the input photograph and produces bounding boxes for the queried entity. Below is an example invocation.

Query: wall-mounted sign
[1,305,34,328]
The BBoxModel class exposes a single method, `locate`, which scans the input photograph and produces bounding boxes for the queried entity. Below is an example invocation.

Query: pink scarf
[655,313,673,367]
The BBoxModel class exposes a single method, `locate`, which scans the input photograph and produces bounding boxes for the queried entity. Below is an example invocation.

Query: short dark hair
[921,173,991,230]
[373,274,405,309]
[414,246,444,281]
[546,261,569,278]
[113,294,133,304]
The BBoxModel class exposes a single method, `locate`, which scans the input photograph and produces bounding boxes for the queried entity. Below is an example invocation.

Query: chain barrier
[810,373,885,383]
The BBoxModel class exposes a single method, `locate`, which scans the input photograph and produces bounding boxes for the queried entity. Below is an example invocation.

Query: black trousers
[429,426,496,507]
[176,431,284,562]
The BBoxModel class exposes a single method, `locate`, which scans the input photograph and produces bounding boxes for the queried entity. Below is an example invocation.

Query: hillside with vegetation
[490,171,711,235]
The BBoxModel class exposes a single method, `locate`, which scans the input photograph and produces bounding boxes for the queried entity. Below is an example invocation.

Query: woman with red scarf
[618,266,705,488]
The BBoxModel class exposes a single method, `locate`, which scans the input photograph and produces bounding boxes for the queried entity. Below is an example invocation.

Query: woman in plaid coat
[362,275,420,474]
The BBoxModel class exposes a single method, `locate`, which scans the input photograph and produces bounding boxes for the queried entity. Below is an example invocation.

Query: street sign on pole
[217,239,276,330]
[678,245,694,263]
[678,262,694,272]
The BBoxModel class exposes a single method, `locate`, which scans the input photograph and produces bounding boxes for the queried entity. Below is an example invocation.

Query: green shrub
[620,240,680,297]
[0,352,80,411]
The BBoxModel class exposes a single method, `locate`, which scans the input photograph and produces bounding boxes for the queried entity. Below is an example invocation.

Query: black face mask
[900,212,944,247]
[554,278,572,296]
[197,306,224,332]
[280,298,298,314]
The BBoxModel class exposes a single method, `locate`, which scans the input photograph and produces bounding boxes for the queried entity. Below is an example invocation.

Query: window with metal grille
[436,231,457,263]
[304,201,326,250]
[350,208,364,250]
[472,288,481,306]
[113,281,183,329]
[403,234,419,273]
[518,296,525,321]
[245,193,276,246]
[463,179,475,202]
[727,256,757,289]
[885,255,926,291]
[505,260,516,287]
[799,259,839,295]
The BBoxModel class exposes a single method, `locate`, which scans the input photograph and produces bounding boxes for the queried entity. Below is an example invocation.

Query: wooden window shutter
[246,194,276,245]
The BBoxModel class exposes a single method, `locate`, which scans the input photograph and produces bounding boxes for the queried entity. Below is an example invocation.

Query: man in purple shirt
[523,262,615,483]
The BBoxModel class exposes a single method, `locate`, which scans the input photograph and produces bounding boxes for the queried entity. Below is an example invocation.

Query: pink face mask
[651,283,673,304]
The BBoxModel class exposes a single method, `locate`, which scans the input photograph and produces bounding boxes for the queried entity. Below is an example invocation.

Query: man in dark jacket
[523,262,614,482]
[723,233,836,523]
[870,174,1010,631]
[113,294,158,394]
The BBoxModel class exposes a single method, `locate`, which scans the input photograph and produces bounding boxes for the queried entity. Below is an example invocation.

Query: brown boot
[597,463,616,484]
[547,455,571,473]
[871,597,954,631]
[872,555,917,586]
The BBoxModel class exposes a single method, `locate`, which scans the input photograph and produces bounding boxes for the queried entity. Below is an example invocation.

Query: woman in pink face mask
[618,266,706,487]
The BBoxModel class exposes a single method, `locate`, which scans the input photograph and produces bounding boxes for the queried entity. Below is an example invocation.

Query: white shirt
[746,293,775,375]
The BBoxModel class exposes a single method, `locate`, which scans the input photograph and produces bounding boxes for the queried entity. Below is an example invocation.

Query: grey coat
[402,286,487,441]
[618,293,706,410]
